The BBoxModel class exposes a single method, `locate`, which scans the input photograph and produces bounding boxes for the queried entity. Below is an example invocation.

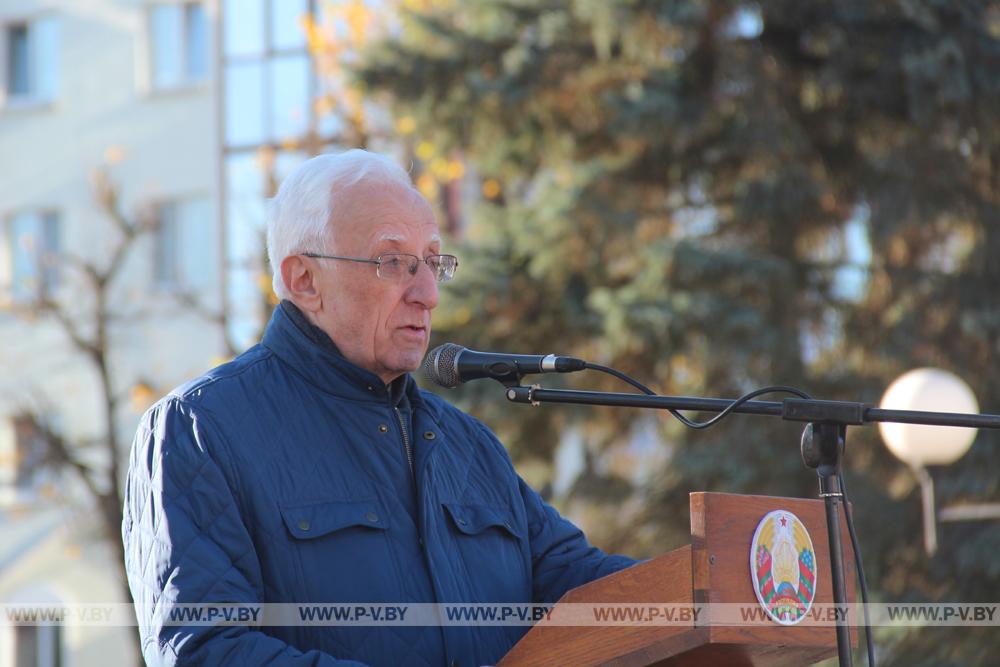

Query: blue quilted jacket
[122,303,635,666]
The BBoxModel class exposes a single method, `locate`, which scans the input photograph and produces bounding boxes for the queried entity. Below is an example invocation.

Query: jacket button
[366,512,379,523]
[297,520,310,531]
[423,431,436,440]
[378,424,389,433]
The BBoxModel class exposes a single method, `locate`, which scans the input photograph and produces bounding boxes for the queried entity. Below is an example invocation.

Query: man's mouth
[401,325,427,335]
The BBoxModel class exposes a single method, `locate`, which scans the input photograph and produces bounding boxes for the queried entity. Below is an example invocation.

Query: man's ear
[280,255,322,313]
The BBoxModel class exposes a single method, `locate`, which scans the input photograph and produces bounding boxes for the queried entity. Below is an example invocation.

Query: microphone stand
[504,385,1000,667]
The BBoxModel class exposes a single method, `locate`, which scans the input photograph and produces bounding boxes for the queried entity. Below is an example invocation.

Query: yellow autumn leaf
[430,157,450,179]
[482,178,502,199]
[396,115,417,135]
[416,141,435,161]
[446,160,465,181]
[104,145,127,165]
[416,173,438,198]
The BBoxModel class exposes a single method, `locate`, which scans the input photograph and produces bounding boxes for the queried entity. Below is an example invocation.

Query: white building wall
[0,0,225,444]
[0,2,224,665]
[0,510,136,667]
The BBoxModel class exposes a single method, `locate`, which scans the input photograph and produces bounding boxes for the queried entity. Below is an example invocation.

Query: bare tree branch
[28,297,101,361]
[58,251,104,292]
[172,290,239,357]
[15,411,102,501]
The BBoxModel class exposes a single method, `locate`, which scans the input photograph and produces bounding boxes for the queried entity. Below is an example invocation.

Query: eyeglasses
[301,252,459,283]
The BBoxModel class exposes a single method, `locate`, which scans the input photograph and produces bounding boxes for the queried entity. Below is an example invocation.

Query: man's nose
[405,261,440,309]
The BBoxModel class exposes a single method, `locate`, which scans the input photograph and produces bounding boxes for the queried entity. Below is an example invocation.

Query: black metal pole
[504,386,1000,430]
[803,423,853,667]
[825,494,853,665]
[505,386,786,415]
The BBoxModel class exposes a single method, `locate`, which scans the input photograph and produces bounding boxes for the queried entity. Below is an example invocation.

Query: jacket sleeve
[517,476,638,604]
[122,397,368,667]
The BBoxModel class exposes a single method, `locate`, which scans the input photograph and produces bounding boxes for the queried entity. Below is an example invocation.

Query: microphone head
[422,343,464,388]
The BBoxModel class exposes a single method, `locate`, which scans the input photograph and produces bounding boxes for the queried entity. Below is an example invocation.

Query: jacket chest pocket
[279,498,396,601]
[442,502,529,601]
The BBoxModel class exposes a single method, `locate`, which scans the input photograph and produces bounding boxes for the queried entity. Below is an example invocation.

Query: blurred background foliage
[345,0,1000,664]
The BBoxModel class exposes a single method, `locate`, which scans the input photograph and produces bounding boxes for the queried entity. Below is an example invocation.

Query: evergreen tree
[355,1,1000,663]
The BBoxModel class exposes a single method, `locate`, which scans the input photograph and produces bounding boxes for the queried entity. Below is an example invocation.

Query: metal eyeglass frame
[300,252,459,282]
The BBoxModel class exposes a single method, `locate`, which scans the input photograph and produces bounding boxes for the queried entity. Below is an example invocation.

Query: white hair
[266,149,416,299]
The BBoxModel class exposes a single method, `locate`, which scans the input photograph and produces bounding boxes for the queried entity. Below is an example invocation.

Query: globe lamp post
[879,368,980,555]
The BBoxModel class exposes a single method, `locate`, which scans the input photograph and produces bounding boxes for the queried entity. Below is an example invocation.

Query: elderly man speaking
[122,150,636,666]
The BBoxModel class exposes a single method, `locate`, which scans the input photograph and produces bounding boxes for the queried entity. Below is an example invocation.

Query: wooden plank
[499,546,694,666]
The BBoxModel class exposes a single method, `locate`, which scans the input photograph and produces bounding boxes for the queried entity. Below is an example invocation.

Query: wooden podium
[499,492,855,667]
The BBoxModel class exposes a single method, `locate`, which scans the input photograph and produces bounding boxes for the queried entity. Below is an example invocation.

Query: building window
[150,2,208,89]
[153,201,180,287]
[5,211,59,303]
[12,620,62,667]
[152,197,213,290]
[3,16,59,105]
[7,24,29,95]
[223,0,316,148]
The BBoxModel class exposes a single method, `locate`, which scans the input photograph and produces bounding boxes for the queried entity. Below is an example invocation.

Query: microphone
[422,343,587,388]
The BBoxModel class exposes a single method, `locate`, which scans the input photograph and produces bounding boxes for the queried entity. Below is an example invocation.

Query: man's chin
[383,351,429,381]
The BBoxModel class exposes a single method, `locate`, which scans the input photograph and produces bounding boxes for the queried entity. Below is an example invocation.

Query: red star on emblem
[780,515,787,527]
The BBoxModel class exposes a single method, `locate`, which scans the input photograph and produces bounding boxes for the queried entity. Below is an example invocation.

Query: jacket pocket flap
[280,498,388,539]
[443,502,520,539]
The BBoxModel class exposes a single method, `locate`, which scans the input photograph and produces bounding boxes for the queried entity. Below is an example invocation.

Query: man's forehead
[328,180,439,246]
[374,231,442,245]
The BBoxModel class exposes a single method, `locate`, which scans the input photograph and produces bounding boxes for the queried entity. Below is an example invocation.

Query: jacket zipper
[395,407,415,481]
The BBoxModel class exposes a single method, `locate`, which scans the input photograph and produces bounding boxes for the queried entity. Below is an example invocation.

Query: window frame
[1,14,59,109]
[152,200,180,289]
[146,0,209,93]
[3,209,61,305]
[150,195,213,293]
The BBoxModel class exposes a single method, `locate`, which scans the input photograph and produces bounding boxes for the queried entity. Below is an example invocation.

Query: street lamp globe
[878,368,978,467]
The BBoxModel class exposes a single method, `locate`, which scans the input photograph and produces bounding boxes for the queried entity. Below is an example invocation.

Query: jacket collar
[262,300,421,406]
